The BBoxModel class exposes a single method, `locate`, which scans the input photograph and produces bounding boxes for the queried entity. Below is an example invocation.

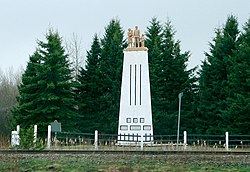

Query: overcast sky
[0,0,250,72]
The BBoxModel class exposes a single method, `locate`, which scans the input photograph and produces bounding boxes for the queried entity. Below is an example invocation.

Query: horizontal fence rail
[9,125,250,151]
[50,131,95,147]
[47,131,250,151]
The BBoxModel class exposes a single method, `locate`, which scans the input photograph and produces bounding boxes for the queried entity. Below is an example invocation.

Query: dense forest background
[1,15,249,137]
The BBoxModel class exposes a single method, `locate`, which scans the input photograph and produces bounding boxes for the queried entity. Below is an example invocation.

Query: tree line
[1,15,249,137]
[0,68,21,136]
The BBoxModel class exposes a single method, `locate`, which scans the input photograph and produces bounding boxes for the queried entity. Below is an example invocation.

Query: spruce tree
[146,18,197,134]
[77,34,102,133]
[145,17,163,67]
[161,21,198,134]
[145,18,163,134]
[13,51,42,128]
[98,19,126,133]
[225,19,250,134]
[13,30,77,136]
[198,15,239,134]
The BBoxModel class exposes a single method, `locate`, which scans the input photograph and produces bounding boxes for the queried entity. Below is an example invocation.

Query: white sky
[0,0,250,72]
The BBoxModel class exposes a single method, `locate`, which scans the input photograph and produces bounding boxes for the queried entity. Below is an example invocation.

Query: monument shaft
[118,47,153,145]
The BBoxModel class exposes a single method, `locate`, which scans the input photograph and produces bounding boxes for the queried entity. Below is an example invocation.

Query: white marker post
[225,132,229,151]
[17,125,20,146]
[184,131,187,149]
[47,125,51,149]
[17,125,20,135]
[34,125,37,144]
[94,130,98,150]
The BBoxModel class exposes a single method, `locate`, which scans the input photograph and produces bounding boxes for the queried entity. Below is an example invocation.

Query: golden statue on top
[127,28,133,48]
[126,26,146,50]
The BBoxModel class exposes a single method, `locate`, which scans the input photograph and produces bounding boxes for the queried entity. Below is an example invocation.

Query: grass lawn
[0,153,249,171]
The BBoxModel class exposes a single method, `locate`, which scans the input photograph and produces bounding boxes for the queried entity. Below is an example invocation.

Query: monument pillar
[117,27,153,145]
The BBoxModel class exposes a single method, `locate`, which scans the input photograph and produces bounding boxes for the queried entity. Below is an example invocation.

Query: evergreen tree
[145,17,163,67]
[197,15,239,134]
[77,34,102,133]
[98,19,126,133]
[146,18,197,134]
[225,19,250,134]
[161,21,198,134]
[13,51,42,128]
[145,18,163,134]
[13,30,77,136]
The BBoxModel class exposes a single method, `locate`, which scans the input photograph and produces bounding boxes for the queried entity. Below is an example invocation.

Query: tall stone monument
[117,26,153,145]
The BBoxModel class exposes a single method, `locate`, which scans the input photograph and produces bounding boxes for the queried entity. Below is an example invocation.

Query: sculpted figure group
[127,26,145,48]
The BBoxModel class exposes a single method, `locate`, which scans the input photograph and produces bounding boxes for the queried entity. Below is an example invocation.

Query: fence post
[34,125,37,143]
[17,125,20,145]
[140,135,143,151]
[94,130,98,150]
[17,125,20,134]
[184,131,187,149]
[47,125,51,149]
[225,131,229,151]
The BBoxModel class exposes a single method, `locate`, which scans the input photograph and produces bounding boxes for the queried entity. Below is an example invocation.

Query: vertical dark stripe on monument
[135,64,137,105]
[130,64,132,106]
[140,64,142,105]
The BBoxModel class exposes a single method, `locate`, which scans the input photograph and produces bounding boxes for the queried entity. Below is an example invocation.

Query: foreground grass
[0,153,249,172]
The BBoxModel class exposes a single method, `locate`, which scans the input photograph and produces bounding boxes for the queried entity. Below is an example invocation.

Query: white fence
[48,130,250,151]
[11,125,250,151]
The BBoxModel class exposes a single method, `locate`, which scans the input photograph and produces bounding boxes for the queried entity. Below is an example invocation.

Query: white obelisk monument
[118,26,153,145]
